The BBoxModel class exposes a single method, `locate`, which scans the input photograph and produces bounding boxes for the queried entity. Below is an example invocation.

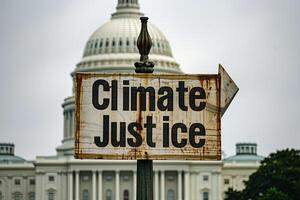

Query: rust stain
[75,73,223,161]
[75,73,83,159]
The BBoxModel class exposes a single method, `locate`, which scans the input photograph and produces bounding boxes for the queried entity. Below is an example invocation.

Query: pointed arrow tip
[218,64,239,117]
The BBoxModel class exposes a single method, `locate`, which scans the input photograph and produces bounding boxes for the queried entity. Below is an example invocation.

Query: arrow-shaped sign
[75,66,239,161]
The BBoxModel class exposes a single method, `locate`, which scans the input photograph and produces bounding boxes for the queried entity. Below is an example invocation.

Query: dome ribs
[76,1,181,74]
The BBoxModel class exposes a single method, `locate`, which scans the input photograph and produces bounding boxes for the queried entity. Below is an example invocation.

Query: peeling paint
[75,66,238,161]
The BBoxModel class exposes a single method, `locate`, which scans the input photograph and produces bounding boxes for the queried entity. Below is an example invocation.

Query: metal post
[137,160,153,200]
[135,17,154,200]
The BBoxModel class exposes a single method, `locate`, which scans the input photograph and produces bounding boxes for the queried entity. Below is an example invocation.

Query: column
[218,172,223,200]
[23,176,28,197]
[154,171,159,200]
[184,171,190,200]
[196,172,201,198]
[61,172,67,200]
[160,171,165,200]
[92,171,96,200]
[212,172,221,200]
[70,111,74,137]
[42,172,46,197]
[115,171,120,200]
[66,112,69,138]
[133,171,137,200]
[68,111,71,137]
[63,112,66,138]
[98,171,102,200]
[8,176,12,200]
[178,171,182,200]
[191,172,195,200]
[57,173,61,200]
[232,176,236,190]
[75,171,79,200]
[35,173,42,199]
[68,171,73,200]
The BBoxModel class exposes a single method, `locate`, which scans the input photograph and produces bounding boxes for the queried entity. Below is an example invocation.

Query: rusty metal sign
[75,65,238,160]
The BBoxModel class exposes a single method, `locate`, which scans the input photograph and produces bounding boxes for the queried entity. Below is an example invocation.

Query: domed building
[222,143,264,193]
[0,144,24,163]
[57,0,181,157]
[0,1,263,200]
[0,144,35,200]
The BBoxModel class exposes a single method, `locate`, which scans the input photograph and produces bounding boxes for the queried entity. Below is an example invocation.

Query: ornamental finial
[135,17,155,73]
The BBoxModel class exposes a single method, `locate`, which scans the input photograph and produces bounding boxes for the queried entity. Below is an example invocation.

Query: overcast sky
[0,0,299,160]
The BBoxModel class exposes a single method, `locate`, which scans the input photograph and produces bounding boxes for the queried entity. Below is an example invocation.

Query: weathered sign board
[75,65,238,160]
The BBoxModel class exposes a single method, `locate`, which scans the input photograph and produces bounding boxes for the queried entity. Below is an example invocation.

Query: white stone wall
[0,159,261,200]
[0,163,35,200]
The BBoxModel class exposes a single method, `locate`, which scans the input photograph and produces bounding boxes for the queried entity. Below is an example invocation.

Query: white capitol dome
[74,0,181,74]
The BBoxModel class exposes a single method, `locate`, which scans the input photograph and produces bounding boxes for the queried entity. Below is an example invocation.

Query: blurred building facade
[0,142,263,200]
[0,1,264,200]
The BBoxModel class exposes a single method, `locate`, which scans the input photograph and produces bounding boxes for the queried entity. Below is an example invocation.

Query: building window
[13,192,22,200]
[48,191,54,200]
[48,176,55,182]
[14,179,21,185]
[167,175,174,181]
[224,179,230,185]
[29,192,35,200]
[0,191,2,200]
[83,190,89,200]
[0,180,2,185]
[203,175,209,181]
[123,190,129,200]
[123,175,129,181]
[29,179,35,185]
[105,175,113,181]
[82,176,89,181]
[203,191,209,200]
[167,189,175,200]
[105,189,112,200]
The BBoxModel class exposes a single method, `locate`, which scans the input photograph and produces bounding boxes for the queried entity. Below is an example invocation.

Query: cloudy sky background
[0,0,299,160]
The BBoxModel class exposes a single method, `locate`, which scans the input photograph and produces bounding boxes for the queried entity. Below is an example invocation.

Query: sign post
[134,17,155,200]
[74,17,239,200]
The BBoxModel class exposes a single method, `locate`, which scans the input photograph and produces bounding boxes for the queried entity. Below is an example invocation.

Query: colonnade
[67,170,137,200]
[64,110,74,139]
[66,170,191,200]
[155,170,190,200]
[118,0,138,5]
